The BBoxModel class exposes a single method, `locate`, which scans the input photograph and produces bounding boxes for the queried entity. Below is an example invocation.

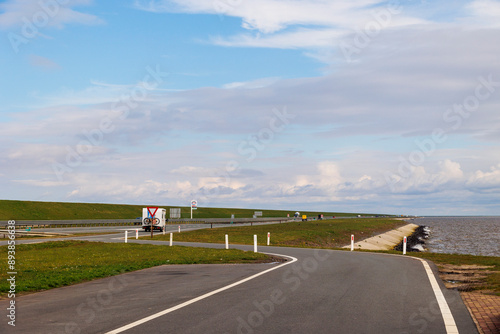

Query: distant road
[0,233,477,333]
[0,217,294,229]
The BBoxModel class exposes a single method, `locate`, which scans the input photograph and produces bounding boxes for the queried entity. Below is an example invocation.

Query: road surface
[0,232,477,333]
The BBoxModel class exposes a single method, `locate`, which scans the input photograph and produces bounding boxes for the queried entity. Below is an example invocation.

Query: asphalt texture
[0,228,478,334]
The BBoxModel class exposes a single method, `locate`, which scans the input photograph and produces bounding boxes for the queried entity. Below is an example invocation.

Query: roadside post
[125,231,128,243]
[178,225,181,233]
[351,235,354,251]
[267,232,270,246]
[254,235,258,252]
[225,234,229,249]
[170,233,173,246]
[135,229,138,240]
[403,236,407,255]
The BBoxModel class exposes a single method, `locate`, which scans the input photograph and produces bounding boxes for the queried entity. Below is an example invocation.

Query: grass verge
[0,240,271,297]
[0,232,119,240]
[410,252,500,296]
[146,218,406,248]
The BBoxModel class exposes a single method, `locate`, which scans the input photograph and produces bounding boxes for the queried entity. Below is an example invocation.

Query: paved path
[461,292,500,334]
[0,235,478,334]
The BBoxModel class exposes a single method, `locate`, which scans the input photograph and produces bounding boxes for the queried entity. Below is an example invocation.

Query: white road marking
[414,257,459,334]
[105,252,297,334]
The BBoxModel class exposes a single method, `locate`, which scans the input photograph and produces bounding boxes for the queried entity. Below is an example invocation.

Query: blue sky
[1,0,500,216]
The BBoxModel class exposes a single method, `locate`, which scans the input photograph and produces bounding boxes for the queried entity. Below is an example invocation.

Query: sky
[0,0,499,216]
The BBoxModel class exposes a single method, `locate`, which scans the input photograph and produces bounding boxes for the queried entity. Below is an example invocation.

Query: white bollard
[254,235,258,253]
[136,229,138,240]
[170,233,173,246]
[267,232,270,246]
[403,236,407,255]
[163,227,165,235]
[225,234,229,250]
[351,235,354,251]
[178,225,181,233]
[125,231,128,243]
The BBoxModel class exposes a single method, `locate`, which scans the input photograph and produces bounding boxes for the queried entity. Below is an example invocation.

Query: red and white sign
[147,207,158,218]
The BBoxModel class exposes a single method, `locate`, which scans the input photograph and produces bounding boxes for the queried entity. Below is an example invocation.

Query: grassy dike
[0,241,271,297]
[0,199,372,220]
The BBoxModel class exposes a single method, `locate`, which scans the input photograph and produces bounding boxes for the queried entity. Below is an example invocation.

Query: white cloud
[135,0,429,50]
[466,0,500,27]
[0,0,103,30]
[467,164,500,190]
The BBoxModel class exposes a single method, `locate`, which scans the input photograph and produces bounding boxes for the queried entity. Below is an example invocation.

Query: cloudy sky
[1,0,499,216]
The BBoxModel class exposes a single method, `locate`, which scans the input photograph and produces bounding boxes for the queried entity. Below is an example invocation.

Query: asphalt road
[1,233,477,333]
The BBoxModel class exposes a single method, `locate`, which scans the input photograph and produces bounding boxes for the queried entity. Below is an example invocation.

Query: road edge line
[413,257,459,334]
[105,252,297,334]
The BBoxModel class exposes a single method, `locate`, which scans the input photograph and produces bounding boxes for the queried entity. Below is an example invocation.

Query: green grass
[410,252,500,295]
[0,241,271,296]
[0,199,380,220]
[0,232,120,240]
[148,218,406,248]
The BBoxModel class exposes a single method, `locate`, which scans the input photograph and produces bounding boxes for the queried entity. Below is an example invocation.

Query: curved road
[1,232,477,333]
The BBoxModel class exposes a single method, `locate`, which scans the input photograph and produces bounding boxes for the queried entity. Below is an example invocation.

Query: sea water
[413,217,500,257]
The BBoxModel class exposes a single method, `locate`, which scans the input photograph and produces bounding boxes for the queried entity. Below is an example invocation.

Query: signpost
[190,200,197,219]
[147,207,158,239]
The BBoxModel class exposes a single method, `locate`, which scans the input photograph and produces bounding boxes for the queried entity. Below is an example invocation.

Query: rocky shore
[393,225,429,252]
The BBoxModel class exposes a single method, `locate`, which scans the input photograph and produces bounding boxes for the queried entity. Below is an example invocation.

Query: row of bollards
[124,230,273,254]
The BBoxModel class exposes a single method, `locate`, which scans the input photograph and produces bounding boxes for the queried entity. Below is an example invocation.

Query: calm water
[413,217,500,257]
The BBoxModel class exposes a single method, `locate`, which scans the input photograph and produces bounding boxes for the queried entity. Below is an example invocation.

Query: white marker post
[254,235,258,253]
[351,235,354,251]
[170,233,173,246]
[136,229,138,240]
[267,232,270,246]
[163,227,165,235]
[225,234,229,250]
[125,231,128,243]
[178,225,181,233]
[403,236,407,255]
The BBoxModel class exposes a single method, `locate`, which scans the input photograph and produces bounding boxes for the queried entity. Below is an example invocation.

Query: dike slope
[343,223,419,251]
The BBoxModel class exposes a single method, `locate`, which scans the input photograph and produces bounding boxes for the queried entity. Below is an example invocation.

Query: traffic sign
[147,207,158,218]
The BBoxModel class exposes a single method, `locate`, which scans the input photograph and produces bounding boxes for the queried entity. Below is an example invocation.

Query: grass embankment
[0,199,373,221]
[148,218,405,248]
[0,241,271,297]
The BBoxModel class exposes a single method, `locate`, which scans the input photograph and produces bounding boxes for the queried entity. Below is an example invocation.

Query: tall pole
[151,216,153,239]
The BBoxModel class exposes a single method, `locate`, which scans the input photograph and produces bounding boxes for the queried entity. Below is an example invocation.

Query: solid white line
[414,258,459,334]
[105,252,297,334]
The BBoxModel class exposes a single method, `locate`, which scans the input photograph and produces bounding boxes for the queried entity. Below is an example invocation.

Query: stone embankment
[393,225,429,252]
[343,223,420,251]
